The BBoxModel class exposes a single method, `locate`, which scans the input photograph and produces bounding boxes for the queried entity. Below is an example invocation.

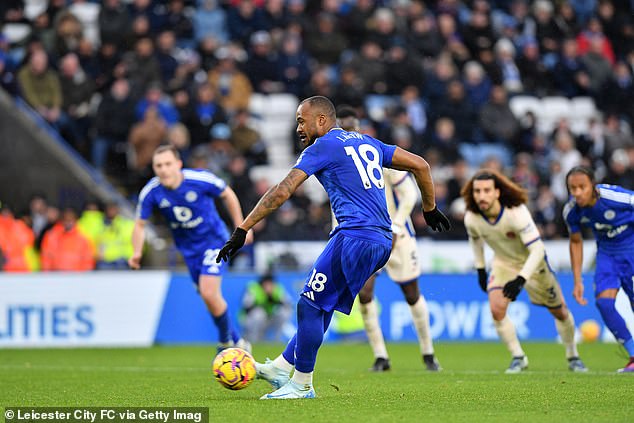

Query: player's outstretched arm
[128,219,146,269]
[216,168,308,262]
[569,231,587,305]
[389,147,451,231]
[219,186,253,245]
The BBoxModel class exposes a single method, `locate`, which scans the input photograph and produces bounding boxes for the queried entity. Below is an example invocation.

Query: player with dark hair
[462,169,586,373]
[335,105,440,372]
[564,166,634,373]
[129,145,252,352]
[217,96,450,399]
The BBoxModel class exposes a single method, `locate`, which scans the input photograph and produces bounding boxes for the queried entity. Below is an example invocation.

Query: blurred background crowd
[0,0,633,272]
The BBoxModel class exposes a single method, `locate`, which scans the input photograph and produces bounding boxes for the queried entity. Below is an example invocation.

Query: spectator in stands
[304,12,347,65]
[599,62,634,124]
[193,0,228,44]
[127,0,167,35]
[345,40,387,94]
[92,78,136,173]
[96,202,134,270]
[77,200,104,250]
[154,30,180,90]
[436,80,477,143]
[207,47,252,115]
[53,9,83,57]
[99,0,131,47]
[166,0,194,47]
[408,14,443,59]
[0,203,38,272]
[230,108,268,166]
[576,16,615,65]
[479,85,520,146]
[17,48,63,127]
[245,30,284,94]
[121,37,162,99]
[277,32,311,97]
[463,60,493,109]
[41,207,95,271]
[494,38,523,94]
[166,122,191,164]
[68,0,101,47]
[135,83,179,127]
[581,37,614,95]
[184,82,228,146]
[128,106,167,175]
[59,52,97,155]
[240,273,292,342]
[516,37,550,96]
[227,0,268,46]
[553,38,589,97]
[384,39,424,96]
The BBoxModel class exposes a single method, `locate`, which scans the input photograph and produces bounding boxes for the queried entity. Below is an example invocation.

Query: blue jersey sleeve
[562,199,581,233]
[376,139,397,167]
[183,169,227,198]
[137,178,159,220]
[293,139,328,176]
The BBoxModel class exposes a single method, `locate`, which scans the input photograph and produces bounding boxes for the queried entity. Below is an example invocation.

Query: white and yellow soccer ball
[212,347,256,390]
[579,319,601,343]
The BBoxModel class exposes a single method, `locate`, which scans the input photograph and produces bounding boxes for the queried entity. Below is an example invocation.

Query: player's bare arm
[389,147,435,212]
[569,231,587,305]
[128,218,147,269]
[240,168,308,231]
[219,186,253,244]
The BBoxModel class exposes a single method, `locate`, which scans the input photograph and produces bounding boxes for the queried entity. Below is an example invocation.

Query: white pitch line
[0,364,208,373]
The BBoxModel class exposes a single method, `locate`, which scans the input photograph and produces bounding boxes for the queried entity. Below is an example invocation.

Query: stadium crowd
[1,0,633,271]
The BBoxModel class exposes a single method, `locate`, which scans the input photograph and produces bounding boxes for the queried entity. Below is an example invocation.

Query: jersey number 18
[345,145,384,190]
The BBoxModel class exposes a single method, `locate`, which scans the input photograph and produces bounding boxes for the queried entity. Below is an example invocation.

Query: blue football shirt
[137,169,230,257]
[294,128,397,242]
[563,184,634,254]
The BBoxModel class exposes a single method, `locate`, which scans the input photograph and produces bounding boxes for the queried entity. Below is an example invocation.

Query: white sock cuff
[272,354,294,373]
[292,369,313,386]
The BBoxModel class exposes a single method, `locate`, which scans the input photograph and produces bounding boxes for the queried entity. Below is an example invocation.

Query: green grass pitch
[1,343,631,423]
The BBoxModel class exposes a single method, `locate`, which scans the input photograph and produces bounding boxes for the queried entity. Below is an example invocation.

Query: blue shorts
[300,231,391,315]
[594,250,634,300]
[184,247,227,284]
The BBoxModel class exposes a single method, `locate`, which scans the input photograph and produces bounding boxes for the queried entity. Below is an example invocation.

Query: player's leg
[255,334,294,389]
[358,274,390,371]
[526,270,587,371]
[199,274,241,349]
[399,280,441,371]
[488,264,527,372]
[593,253,634,372]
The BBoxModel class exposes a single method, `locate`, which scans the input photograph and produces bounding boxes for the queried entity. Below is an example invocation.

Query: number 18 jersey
[293,128,396,243]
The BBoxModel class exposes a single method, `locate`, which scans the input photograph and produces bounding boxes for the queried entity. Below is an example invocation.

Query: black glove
[503,276,526,301]
[216,228,247,263]
[423,207,451,232]
[477,268,488,293]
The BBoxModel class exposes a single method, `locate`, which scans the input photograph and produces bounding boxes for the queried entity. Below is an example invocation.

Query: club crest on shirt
[185,191,198,202]
[604,210,616,220]
[506,231,516,239]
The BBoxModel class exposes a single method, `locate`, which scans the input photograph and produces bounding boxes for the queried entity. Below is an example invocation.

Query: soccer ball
[212,347,256,390]
[579,319,601,343]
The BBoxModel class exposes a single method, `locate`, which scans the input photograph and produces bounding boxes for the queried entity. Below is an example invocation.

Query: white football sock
[494,316,525,357]
[555,311,579,359]
[409,295,434,355]
[272,354,294,373]
[360,299,389,359]
[291,369,313,386]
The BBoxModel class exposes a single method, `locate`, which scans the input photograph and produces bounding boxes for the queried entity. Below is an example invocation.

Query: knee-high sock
[555,311,578,358]
[294,296,333,374]
[360,299,389,359]
[409,296,434,355]
[597,298,634,356]
[212,310,231,343]
[494,316,525,357]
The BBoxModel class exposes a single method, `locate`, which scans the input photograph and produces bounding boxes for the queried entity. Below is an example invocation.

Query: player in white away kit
[336,107,440,372]
[462,169,587,373]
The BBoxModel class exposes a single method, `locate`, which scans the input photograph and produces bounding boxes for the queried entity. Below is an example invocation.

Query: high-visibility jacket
[0,215,37,272]
[41,223,95,271]
[98,216,135,263]
[77,210,104,250]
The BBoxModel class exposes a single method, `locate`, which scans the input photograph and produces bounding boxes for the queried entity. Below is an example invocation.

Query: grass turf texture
[1,343,631,423]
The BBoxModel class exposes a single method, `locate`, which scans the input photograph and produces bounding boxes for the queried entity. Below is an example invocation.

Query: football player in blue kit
[129,145,252,351]
[564,166,634,373]
[216,96,450,399]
